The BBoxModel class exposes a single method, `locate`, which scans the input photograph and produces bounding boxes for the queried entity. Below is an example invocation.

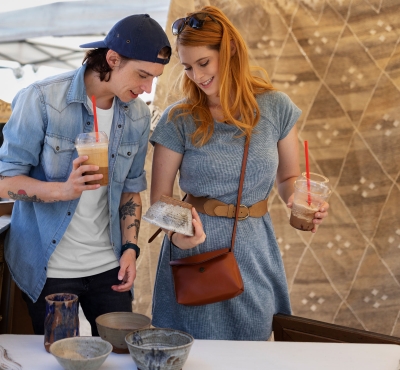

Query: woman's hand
[169,208,206,250]
[287,195,330,233]
[310,201,329,233]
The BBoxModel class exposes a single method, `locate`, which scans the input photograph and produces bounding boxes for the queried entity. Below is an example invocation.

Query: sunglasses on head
[172,12,218,36]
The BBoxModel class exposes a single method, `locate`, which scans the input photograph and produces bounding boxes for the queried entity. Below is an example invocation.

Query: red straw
[304,141,312,205]
[91,95,99,141]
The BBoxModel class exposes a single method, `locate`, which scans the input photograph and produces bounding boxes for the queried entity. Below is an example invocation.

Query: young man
[0,14,171,335]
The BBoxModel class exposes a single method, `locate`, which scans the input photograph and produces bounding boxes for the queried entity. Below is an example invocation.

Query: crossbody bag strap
[230,139,250,252]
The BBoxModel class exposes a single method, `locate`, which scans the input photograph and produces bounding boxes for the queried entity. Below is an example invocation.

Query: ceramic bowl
[95,312,151,353]
[125,328,194,370]
[49,336,112,370]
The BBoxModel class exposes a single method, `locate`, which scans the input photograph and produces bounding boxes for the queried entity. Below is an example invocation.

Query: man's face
[109,58,165,102]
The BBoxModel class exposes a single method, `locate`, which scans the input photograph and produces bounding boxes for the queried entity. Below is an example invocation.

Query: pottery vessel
[44,293,79,352]
[49,336,112,370]
[125,328,194,370]
[96,312,151,353]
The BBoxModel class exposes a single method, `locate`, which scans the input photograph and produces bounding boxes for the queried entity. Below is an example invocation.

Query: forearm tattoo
[127,219,140,240]
[119,197,141,220]
[8,190,44,203]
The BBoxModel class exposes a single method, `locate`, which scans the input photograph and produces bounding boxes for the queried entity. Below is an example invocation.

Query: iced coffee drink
[75,131,109,186]
[290,200,320,231]
[290,172,331,231]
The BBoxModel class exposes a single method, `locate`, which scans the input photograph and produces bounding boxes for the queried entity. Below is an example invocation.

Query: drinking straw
[304,140,312,205]
[91,95,99,141]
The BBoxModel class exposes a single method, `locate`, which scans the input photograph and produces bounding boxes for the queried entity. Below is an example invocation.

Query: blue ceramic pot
[44,293,80,352]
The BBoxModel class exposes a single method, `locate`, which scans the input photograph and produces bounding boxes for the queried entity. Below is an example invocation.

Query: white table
[0,334,399,370]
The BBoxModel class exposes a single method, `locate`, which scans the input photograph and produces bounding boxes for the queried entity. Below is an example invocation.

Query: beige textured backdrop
[134,0,400,336]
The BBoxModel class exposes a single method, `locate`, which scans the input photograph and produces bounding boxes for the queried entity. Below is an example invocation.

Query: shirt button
[52,240,56,244]
[86,121,91,125]
[111,154,115,158]
[67,212,71,216]
[56,146,60,151]
[118,124,122,128]
[127,152,131,156]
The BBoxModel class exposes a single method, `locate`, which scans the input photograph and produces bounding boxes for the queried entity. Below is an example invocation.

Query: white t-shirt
[47,97,119,278]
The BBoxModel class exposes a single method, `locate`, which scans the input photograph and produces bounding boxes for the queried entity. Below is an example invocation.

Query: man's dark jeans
[22,267,132,336]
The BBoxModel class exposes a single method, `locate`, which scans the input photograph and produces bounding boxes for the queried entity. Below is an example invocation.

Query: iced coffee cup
[75,131,109,186]
[290,172,331,231]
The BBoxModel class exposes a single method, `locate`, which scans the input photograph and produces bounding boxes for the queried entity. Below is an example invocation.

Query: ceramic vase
[44,293,79,352]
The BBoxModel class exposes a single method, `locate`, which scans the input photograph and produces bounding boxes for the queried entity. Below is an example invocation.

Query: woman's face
[178,45,220,100]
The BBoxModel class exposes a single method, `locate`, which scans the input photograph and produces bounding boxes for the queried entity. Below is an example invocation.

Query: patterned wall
[135,0,400,336]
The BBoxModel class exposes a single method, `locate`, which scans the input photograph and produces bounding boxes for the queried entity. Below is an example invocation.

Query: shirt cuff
[122,171,147,193]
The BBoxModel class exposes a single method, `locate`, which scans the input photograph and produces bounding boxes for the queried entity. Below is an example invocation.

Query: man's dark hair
[158,46,172,60]
[82,49,120,82]
[83,46,171,82]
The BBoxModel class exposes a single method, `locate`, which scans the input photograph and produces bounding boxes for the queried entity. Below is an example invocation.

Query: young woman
[149,6,329,340]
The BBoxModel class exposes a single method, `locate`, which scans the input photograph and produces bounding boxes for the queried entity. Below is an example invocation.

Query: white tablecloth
[0,334,399,369]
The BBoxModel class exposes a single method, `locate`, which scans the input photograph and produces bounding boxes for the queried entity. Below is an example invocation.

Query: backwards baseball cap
[80,14,171,65]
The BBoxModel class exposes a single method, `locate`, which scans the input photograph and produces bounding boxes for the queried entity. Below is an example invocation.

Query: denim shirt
[0,64,150,302]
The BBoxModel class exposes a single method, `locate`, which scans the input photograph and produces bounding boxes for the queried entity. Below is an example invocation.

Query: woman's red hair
[168,5,275,146]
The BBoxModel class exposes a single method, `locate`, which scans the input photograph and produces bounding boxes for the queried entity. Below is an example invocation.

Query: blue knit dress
[149,91,301,340]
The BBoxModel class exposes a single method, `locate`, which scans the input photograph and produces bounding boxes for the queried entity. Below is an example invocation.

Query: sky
[0,0,81,13]
[0,0,156,104]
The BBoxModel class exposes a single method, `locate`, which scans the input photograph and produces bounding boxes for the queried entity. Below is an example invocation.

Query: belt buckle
[238,204,249,220]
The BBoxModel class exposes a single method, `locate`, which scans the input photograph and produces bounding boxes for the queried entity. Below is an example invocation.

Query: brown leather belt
[186,194,268,220]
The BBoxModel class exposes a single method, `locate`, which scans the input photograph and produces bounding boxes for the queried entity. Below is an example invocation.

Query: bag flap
[170,248,231,266]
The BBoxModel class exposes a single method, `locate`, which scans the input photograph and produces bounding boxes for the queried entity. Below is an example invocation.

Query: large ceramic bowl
[95,312,151,353]
[49,336,112,370]
[125,328,194,370]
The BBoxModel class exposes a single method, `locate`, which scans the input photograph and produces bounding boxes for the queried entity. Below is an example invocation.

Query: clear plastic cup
[290,172,331,231]
[75,131,108,186]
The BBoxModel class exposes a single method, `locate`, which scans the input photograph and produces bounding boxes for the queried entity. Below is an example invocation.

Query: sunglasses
[171,13,218,36]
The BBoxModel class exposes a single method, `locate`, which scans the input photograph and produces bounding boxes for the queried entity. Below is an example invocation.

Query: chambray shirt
[0,64,150,302]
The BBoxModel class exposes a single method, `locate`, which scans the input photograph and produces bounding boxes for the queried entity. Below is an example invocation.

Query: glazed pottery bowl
[49,336,112,370]
[95,312,151,353]
[125,328,194,370]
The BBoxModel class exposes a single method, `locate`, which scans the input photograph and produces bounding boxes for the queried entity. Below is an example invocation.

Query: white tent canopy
[0,0,171,70]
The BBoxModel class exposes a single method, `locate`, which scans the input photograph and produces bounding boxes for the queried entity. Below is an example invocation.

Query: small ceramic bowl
[49,336,112,370]
[95,312,151,353]
[125,328,194,370]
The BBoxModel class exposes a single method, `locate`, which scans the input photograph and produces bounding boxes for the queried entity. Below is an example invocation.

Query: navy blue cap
[80,14,171,65]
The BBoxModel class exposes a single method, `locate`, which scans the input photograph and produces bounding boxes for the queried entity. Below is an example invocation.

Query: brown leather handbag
[169,140,250,306]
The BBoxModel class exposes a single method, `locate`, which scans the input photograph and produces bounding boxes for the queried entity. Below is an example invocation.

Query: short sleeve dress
[149,91,301,340]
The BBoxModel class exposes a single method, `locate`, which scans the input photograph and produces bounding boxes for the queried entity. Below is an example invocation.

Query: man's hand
[60,156,103,200]
[111,248,137,292]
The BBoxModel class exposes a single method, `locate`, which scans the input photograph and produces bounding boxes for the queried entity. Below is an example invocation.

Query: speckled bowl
[125,328,194,370]
[49,336,112,370]
[95,312,151,353]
